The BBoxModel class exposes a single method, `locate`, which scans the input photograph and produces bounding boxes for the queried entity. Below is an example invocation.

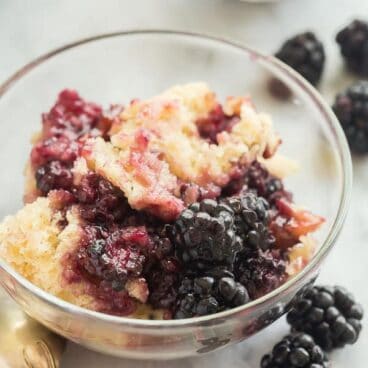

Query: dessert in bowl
[1,82,323,320]
[0,31,351,359]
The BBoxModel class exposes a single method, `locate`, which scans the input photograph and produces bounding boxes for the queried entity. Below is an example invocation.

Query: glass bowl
[0,30,352,360]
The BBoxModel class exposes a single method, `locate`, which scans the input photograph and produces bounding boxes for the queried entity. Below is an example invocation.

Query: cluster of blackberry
[274,19,368,154]
[275,20,368,84]
[170,193,288,318]
[261,285,363,367]
[31,90,290,319]
[70,189,288,318]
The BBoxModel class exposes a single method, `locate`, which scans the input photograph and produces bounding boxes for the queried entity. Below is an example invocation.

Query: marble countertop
[1,0,367,366]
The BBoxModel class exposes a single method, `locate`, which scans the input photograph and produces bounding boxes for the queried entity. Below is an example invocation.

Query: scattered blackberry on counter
[332,81,368,153]
[174,275,249,319]
[170,199,243,266]
[222,193,275,251]
[336,19,368,76]
[235,248,287,299]
[261,333,329,368]
[287,285,364,350]
[275,32,325,86]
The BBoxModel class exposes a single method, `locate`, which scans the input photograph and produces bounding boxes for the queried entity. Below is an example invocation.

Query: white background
[1,0,368,367]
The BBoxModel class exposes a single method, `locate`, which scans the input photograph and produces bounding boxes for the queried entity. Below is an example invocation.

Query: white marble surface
[1,0,368,366]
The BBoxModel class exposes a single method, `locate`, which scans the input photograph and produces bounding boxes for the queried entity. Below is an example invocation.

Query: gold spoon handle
[0,289,66,368]
[23,340,59,368]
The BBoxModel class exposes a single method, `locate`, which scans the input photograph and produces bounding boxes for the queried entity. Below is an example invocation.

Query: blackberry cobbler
[0,83,324,319]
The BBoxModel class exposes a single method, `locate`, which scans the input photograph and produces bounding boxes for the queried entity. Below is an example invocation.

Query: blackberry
[171,199,243,267]
[175,275,249,319]
[336,19,368,76]
[332,81,368,153]
[261,333,329,368]
[287,285,364,350]
[275,32,325,85]
[223,193,275,251]
[235,248,286,299]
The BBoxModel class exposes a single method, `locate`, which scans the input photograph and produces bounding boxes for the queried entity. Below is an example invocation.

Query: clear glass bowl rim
[0,29,353,328]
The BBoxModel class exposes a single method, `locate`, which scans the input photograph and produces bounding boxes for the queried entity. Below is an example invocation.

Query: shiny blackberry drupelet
[223,193,275,251]
[275,32,325,85]
[175,275,249,319]
[261,333,329,368]
[336,19,368,76]
[235,248,286,299]
[332,80,368,153]
[170,199,243,266]
[287,285,364,351]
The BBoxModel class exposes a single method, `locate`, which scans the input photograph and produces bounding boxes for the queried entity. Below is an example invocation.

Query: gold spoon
[0,289,65,368]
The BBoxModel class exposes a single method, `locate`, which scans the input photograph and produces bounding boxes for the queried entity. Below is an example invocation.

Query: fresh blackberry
[275,32,325,85]
[261,333,329,368]
[175,275,249,319]
[235,249,287,299]
[336,19,368,76]
[171,199,243,267]
[287,285,364,350]
[223,193,275,251]
[332,81,368,153]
